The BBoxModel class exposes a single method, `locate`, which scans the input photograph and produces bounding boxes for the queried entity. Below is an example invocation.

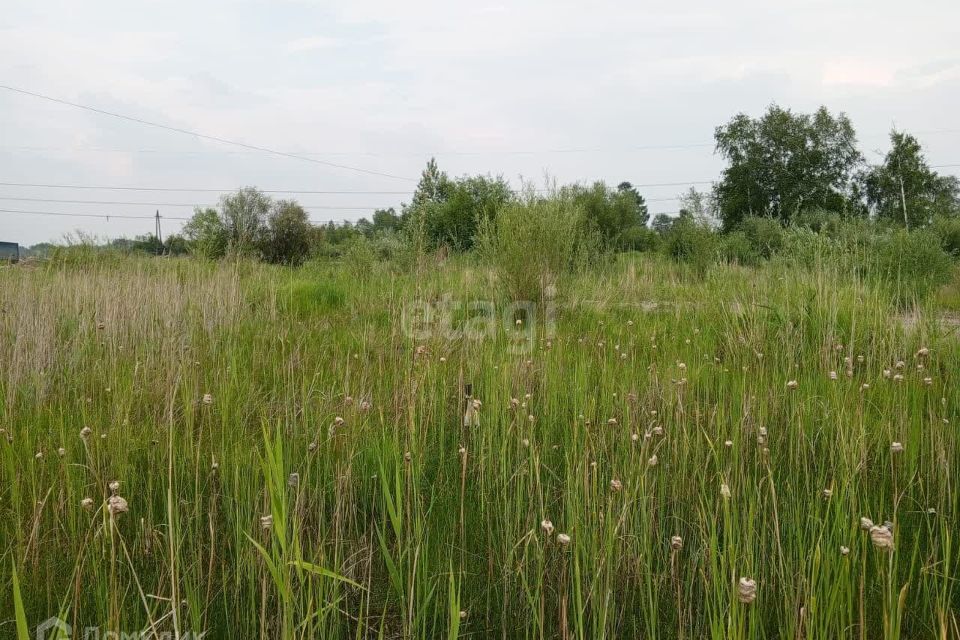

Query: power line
[0,181,414,194]
[0,196,399,210]
[0,180,713,193]
[0,207,362,224]
[0,84,415,182]
[0,207,168,220]
[2,130,960,158]
[0,195,683,207]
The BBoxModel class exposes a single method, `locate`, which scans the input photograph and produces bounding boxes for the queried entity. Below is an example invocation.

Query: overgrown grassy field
[1,251,958,639]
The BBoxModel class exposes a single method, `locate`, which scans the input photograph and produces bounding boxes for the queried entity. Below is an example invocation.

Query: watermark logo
[35,617,206,640]
[36,617,70,640]
[402,296,556,353]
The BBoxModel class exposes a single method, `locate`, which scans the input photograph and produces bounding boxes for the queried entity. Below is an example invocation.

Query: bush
[662,219,717,275]
[719,231,759,266]
[619,225,660,252]
[736,216,784,258]
[931,216,960,257]
[341,237,377,281]
[861,229,954,304]
[477,195,594,302]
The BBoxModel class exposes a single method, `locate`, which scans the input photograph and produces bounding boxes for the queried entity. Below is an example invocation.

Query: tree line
[94,104,959,265]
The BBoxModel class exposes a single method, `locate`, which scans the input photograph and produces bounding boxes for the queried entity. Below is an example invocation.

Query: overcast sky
[2,0,959,245]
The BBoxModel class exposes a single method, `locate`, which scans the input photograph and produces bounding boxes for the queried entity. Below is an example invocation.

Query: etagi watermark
[36,617,206,640]
[402,296,557,352]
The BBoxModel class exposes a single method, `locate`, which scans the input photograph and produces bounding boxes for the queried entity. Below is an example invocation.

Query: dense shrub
[736,216,784,258]
[477,195,593,302]
[931,216,960,257]
[619,225,660,252]
[719,231,759,266]
[662,219,717,274]
[861,229,954,304]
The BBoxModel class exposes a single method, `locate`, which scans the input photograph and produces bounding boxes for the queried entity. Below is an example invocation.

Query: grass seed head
[869,525,894,550]
[80,426,92,440]
[670,535,683,551]
[860,517,874,530]
[259,514,273,531]
[81,497,94,511]
[540,519,554,535]
[737,577,757,604]
[891,441,904,453]
[107,495,129,516]
[610,478,623,492]
[556,533,571,547]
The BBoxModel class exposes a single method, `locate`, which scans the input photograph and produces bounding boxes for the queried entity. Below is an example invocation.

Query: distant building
[0,241,20,263]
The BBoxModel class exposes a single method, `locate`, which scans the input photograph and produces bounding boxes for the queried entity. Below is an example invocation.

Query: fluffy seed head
[670,535,683,551]
[610,479,623,492]
[869,525,894,550]
[81,497,94,511]
[556,533,571,546]
[860,517,874,530]
[540,519,554,535]
[891,441,904,453]
[107,495,129,515]
[737,577,757,604]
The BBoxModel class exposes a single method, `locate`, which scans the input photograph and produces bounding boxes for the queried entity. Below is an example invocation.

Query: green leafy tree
[865,130,960,228]
[652,213,675,235]
[220,187,272,255]
[565,181,649,250]
[260,200,312,265]
[713,105,863,229]
[183,207,228,259]
[404,159,513,250]
[164,234,190,256]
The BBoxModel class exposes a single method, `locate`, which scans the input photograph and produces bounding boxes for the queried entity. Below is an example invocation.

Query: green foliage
[736,216,784,259]
[860,229,954,304]
[931,216,960,256]
[183,206,228,259]
[260,200,312,266]
[163,234,190,256]
[220,187,272,256]
[340,235,378,281]
[477,193,593,301]
[280,279,346,317]
[714,104,863,228]
[403,160,513,250]
[565,181,649,250]
[865,131,960,228]
[718,231,759,266]
[618,225,660,252]
[662,217,716,274]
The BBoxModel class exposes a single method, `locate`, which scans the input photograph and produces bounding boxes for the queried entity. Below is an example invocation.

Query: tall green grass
[1,250,957,638]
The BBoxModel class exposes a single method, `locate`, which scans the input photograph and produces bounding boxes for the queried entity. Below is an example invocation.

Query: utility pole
[155,210,163,245]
